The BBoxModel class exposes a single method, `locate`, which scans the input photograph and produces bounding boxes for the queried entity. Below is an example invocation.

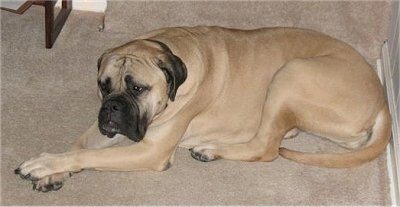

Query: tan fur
[16,26,391,191]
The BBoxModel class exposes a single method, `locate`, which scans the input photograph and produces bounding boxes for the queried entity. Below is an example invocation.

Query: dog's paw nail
[14,168,21,175]
[32,181,64,192]
[35,185,48,192]
[21,173,30,180]
[39,186,50,193]
[190,150,217,162]
[20,173,39,181]
[52,182,64,191]
[31,177,39,182]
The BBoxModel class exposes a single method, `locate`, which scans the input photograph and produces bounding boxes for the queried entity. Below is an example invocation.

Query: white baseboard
[379,41,400,206]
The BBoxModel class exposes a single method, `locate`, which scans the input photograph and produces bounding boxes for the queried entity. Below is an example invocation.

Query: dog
[15,26,392,192]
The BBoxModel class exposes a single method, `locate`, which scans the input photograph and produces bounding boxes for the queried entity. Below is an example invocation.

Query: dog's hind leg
[190,67,296,162]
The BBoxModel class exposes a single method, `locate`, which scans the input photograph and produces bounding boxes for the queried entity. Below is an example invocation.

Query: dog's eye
[100,84,111,96]
[133,86,144,92]
[125,75,149,95]
[100,83,107,91]
[129,84,149,96]
[98,78,112,95]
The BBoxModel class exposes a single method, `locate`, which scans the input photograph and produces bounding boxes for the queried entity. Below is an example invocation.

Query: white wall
[56,0,107,12]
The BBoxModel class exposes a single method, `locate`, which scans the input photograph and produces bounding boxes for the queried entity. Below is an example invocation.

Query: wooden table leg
[41,0,72,48]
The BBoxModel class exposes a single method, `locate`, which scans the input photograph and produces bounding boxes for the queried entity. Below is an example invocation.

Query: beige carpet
[1,1,393,205]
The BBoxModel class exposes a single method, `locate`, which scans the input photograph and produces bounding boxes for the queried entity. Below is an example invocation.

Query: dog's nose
[102,100,123,113]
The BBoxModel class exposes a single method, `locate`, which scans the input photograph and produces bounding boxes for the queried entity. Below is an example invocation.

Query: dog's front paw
[190,145,219,162]
[15,152,79,182]
[31,172,72,192]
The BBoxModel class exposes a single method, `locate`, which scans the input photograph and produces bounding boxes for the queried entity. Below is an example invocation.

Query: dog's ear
[97,53,105,72]
[97,56,103,71]
[97,49,112,72]
[159,54,187,101]
[146,39,187,101]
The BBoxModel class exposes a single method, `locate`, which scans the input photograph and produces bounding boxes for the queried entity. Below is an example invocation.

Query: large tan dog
[15,26,391,192]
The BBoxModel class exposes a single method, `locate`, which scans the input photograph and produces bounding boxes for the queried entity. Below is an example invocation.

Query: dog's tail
[279,105,392,168]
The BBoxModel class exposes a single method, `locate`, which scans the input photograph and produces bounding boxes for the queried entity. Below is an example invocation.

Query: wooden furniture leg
[34,0,72,48]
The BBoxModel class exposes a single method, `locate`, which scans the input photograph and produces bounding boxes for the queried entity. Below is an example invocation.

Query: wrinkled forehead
[98,55,144,77]
[97,40,169,85]
[97,54,164,87]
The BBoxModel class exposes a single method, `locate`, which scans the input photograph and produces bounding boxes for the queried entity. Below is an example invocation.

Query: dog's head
[96,39,187,142]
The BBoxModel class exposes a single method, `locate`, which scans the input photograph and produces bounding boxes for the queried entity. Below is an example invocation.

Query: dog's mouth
[100,121,120,138]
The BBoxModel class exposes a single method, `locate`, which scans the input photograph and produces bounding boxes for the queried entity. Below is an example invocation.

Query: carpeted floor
[0,1,393,205]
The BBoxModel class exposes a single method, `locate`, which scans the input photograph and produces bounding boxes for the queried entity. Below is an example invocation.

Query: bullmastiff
[15,26,392,192]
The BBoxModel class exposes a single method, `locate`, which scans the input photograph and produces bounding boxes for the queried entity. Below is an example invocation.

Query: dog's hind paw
[189,145,219,162]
